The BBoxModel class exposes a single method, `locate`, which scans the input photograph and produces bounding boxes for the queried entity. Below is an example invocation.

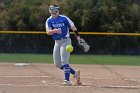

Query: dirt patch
[0,63,140,93]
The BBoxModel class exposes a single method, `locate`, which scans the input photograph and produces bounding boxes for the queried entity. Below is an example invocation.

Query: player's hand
[76,36,81,43]
[78,38,90,52]
[54,28,62,34]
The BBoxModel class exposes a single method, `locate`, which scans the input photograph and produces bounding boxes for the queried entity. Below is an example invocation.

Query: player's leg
[60,65,75,75]
[53,40,72,85]
[61,38,81,85]
[60,38,75,74]
[53,40,63,68]
[60,38,71,82]
[53,39,75,74]
[61,38,71,81]
[60,38,76,81]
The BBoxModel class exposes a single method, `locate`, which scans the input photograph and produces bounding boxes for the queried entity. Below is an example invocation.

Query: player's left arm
[65,16,81,41]
[70,25,90,52]
[66,16,90,52]
[70,26,80,41]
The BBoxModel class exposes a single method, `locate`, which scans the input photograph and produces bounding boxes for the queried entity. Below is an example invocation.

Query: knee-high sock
[60,65,75,75]
[63,64,71,81]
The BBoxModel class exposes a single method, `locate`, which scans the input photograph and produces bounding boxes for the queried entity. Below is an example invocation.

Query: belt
[56,37,68,40]
[62,37,68,39]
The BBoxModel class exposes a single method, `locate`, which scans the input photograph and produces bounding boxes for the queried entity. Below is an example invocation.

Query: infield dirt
[0,63,140,93]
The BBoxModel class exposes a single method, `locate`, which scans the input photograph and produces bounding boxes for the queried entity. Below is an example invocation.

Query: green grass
[0,53,140,66]
[0,53,53,63]
[70,55,140,66]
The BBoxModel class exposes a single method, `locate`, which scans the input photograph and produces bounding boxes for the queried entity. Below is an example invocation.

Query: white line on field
[1,76,140,82]
[0,75,140,81]
[77,77,140,82]
[0,75,52,78]
[0,83,92,87]
[0,83,140,88]
[102,85,140,89]
[0,83,58,87]
[61,77,140,82]
[124,78,140,82]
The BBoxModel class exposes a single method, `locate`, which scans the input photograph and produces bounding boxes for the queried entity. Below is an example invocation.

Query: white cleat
[74,70,82,85]
[62,80,72,86]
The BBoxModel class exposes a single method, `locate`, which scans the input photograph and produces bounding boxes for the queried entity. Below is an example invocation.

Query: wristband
[74,30,80,37]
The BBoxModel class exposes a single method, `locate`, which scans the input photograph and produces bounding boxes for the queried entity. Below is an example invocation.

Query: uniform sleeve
[65,16,74,27]
[45,19,52,31]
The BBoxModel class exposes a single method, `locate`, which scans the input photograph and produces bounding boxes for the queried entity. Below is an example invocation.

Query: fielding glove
[78,38,90,52]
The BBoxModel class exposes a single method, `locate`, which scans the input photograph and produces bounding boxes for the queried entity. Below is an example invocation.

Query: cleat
[74,70,82,85]
[62,80,72,86]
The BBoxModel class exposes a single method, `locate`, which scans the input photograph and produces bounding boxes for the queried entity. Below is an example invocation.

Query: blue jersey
[45,15,74,40]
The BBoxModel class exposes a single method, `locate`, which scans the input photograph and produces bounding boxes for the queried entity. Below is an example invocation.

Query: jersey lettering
[52,23,65,28]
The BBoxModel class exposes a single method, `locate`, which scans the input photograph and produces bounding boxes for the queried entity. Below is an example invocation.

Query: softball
[66,45,73,52]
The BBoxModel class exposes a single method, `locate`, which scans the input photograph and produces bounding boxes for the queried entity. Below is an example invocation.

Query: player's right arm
[45,19,62,35]
[46,27,62,35]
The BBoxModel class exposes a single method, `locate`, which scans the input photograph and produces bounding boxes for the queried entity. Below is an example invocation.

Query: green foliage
[0,0,140,32]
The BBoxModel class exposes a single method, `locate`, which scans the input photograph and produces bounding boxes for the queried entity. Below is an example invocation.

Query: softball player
[45,4,81,86]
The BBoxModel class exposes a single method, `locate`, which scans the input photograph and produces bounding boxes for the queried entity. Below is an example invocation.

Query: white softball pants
[53,37,71,68]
